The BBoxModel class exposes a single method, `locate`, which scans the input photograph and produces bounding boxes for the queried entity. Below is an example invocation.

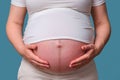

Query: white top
[11,0,105,44]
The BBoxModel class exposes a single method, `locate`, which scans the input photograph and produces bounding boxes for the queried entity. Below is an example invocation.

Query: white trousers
[18,58,98,80]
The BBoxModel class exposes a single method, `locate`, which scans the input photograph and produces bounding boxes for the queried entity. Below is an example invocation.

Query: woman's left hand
[69,44,98,68]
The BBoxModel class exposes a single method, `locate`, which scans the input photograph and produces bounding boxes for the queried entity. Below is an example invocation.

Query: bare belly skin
[32,39,89,74]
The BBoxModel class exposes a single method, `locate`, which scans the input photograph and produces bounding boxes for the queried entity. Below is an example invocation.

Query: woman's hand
[69,44,98,68]
[22,44,50,69]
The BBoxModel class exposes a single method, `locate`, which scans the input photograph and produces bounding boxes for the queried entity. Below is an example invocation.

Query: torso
[11,0,104,77]
[23,0,95,74]
[32,39,88,74]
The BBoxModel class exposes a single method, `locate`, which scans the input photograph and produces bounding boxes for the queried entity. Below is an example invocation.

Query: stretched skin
[32,39,89,74]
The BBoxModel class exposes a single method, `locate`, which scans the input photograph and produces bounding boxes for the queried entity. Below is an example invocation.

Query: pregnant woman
[6,0,111,80]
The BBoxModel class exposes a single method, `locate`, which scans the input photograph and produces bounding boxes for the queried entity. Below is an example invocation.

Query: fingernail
[81,47,83,49]
[47,66,50,68]
[43,62,48,64]
[46,65,50,68]
[45,62,49,65]
[81,47,84,50]
[46,62,49,64]
[70,65,75,68]
[69,64,72,68]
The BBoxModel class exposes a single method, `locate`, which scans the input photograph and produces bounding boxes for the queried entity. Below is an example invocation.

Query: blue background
[0,0,120,80]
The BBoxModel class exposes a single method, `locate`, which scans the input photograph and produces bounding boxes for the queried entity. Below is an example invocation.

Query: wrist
[94,46,99,55]
[15,43,26,56]
[94,44,103,56]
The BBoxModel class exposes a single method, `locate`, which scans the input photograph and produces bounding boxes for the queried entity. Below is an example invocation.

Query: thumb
[26,44,37,50]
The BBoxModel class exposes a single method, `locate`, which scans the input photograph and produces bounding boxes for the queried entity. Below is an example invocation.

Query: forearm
[6,23,25,55]
[94,23,111,55]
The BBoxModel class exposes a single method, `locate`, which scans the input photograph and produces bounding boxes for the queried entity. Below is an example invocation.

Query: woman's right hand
[21,44,50,69]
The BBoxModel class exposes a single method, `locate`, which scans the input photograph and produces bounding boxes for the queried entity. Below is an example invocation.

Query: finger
[32,55,49,65]
[70,49,94,65]
[69,62,81,68]
[31,60,50,68]
[71,59,90,68]
[70,61,87,68]
[81,44,94,51]
[70,62,82,68]
[28,51,49,65]
[70,54,88,65]
[88,44,94,49]
[81,45,86,50]
[81,45,91,51]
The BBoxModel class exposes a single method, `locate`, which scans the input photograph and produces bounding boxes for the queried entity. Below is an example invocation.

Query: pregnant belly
[32,39,88,74]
